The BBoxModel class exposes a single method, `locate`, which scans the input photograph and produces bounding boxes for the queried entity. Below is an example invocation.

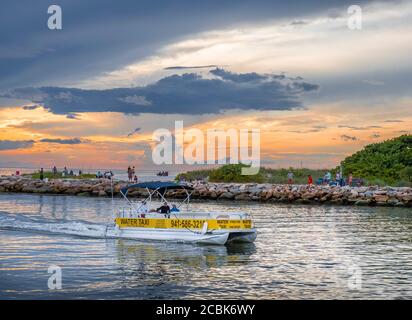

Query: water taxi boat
[106,182,257,245]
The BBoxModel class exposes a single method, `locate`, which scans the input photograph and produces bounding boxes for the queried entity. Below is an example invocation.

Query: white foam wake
[0,212,108,238]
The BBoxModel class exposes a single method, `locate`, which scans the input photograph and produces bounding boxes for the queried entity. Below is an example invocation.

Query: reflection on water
[0,193,411,299]
[113,239,256,269]
[109,240,257,293]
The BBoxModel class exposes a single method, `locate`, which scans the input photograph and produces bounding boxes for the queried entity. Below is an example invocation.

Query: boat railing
[115,208,248,221]
[171,211,248,220]
[117,206,137,218]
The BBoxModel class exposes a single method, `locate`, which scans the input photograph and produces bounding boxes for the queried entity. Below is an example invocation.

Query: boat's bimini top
[121,181,192,195]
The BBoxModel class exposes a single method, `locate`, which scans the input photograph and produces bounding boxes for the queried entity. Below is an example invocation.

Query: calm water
[0,193,411,299]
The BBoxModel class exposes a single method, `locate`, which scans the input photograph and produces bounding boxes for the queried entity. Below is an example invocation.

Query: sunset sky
[0,0,411,171]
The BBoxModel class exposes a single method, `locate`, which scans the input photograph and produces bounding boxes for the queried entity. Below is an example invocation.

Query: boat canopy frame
[120,181,194,212]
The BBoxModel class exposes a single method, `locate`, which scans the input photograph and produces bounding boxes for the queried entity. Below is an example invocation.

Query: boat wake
[0,212,109,239]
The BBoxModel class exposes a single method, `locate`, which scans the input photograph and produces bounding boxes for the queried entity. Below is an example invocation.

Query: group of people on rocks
[96,170,114,179]
[61,166,77,177]
[51,166,114,179]
[127,166,138,182]
[35,165,359,188]
[287,170,355,186]
[127,166,170,183]
[321,171,353,187]
[38,166,82,180]
[35,166,120,181]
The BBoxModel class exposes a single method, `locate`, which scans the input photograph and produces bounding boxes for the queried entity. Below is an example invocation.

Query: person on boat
[156,202,170,214]
[308,175,313,185]
[170,204,180,213]
[133,175,138,183]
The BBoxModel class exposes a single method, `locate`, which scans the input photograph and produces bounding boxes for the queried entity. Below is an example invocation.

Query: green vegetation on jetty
[340,135,412,186]
[176,164,327,184]
[24,171,95,180]
[177,135,412,186]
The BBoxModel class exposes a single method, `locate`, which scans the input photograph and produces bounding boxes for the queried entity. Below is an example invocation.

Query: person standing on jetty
[127,166,132,182]
[335,172,341,186]
[324,171,331,185]
[39,168,44,181]
[335,172,340,181]
[287,171,294,184]
[308,175,313,185]
[348,173,353,187]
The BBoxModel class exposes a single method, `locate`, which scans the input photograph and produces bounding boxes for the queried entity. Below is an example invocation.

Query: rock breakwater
[0,176,411,207]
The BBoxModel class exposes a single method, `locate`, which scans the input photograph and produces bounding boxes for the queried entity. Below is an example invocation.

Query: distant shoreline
[0,176,411,208]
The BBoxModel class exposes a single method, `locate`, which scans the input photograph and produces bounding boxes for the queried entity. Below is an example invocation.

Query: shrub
[339,135,412,185]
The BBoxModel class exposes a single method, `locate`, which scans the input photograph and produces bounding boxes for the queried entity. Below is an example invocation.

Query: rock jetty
[0,176,411,207]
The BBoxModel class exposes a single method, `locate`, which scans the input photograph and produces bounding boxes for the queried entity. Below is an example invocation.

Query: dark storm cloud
[288,125,328,134]
[66,113,80,120]
[0,0,372,91]
[0,140,34,150]
[22,105,40,110]
[164,65,220,70]
[288,127,325,134]
[4,68,319,115]
[39,138,82,144]
[290,20,308,25]
[127,127,142,137]
[338,125,382,130]
[265,152,344,159]
[340,135,357,141]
